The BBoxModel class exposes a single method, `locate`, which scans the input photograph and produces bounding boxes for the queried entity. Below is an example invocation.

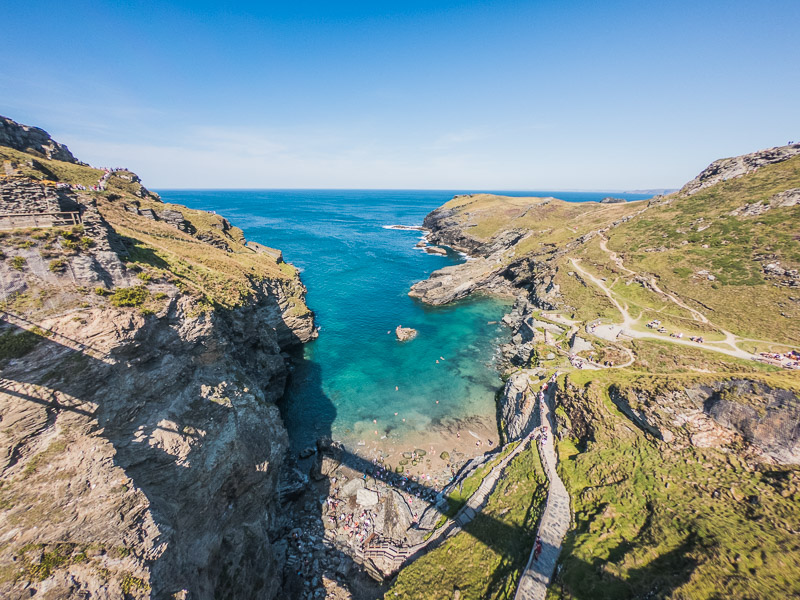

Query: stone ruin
[0,179,82,229]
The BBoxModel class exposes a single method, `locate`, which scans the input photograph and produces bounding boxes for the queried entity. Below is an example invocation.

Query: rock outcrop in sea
[395,326,418,341]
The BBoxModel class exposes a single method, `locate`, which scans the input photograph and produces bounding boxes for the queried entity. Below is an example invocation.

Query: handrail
[0,211,81,218]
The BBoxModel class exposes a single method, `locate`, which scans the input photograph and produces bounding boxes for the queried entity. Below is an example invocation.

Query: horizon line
[152,186,675,194]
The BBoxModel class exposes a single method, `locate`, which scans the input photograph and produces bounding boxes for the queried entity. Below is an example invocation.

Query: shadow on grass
[551,532,702,600]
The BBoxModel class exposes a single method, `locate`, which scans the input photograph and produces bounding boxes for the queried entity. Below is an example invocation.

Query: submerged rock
[298,446,316,459]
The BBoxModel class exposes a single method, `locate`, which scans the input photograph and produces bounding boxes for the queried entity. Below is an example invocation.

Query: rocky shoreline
[275,411,503,597]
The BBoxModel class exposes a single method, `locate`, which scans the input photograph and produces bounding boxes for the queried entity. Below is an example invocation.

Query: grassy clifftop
[413,145,800,599]
[437,193,641,253]
[1,142,307,313]
[426,147,800,348]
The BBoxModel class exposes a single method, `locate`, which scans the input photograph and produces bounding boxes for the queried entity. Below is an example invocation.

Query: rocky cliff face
[0,117,315,598]
[498,372,540,443]
[679,143,800,196]
[0,116,79,164]
[606,379,800,464]
[409,198,562,309]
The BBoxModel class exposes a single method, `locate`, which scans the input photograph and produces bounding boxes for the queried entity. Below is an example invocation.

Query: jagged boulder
[680,143,800,196]
[383,490,415,542]
[499,372,538,441]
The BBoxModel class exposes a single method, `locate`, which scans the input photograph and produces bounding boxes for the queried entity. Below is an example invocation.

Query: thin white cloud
[431,129,486,149]
[185,126,287,156]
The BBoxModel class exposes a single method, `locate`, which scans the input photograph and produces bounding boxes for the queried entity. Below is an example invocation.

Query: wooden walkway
[514,375,571,600]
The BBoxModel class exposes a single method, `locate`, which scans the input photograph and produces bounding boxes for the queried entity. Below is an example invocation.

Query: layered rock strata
[0,116,316,599]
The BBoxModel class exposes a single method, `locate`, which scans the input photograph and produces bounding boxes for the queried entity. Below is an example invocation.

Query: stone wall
[0,180,80,215]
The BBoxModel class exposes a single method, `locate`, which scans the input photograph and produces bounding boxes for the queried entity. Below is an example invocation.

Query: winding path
[570,258,756,361]
[515,377,570,600]
[595,237,781,354]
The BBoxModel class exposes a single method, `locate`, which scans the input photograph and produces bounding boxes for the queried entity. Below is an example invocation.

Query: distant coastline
[623,188,679,194]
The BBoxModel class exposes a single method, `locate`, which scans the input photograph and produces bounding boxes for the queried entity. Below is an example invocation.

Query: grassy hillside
[438,193,643,257]
[414,147,800,599]
[550,371,800,600]
[605,156,800,343]
[1,146,307,312]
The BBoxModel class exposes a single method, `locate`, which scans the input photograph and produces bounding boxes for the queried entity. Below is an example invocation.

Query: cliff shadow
[549,532,702,600]
[276,349,395,599]
[1,318,703,599]
[0,316,293,599]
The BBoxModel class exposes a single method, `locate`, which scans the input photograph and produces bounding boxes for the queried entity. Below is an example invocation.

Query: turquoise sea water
[157,189,650,449]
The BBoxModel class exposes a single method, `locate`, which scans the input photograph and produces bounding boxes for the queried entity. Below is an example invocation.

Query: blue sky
[1,0,798,189]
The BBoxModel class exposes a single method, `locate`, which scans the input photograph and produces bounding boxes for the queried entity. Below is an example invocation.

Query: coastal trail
[569,258,755,361]
[599,234,719,327]
[595,236,769,354]
[515,376,570,600]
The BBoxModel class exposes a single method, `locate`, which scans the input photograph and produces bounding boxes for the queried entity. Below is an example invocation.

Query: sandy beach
[338,413,499,492]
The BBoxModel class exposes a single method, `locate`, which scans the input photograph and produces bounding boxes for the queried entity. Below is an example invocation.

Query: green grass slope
[606,156,800,344]
[550,371,800,600]
[1,145,307,312]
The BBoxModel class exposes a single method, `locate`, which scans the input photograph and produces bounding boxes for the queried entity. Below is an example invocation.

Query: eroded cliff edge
[0,116,315,599]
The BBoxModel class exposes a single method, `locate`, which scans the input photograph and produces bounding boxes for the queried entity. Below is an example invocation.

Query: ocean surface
[156,189,651,450]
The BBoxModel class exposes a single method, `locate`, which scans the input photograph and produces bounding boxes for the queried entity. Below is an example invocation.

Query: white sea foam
[382,224,427,231]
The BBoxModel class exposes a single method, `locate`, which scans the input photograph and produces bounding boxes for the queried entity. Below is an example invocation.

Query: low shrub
[48,259,67,273]
[0,329,42,360]
[109,285,149,307]
[61,239,79,251]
